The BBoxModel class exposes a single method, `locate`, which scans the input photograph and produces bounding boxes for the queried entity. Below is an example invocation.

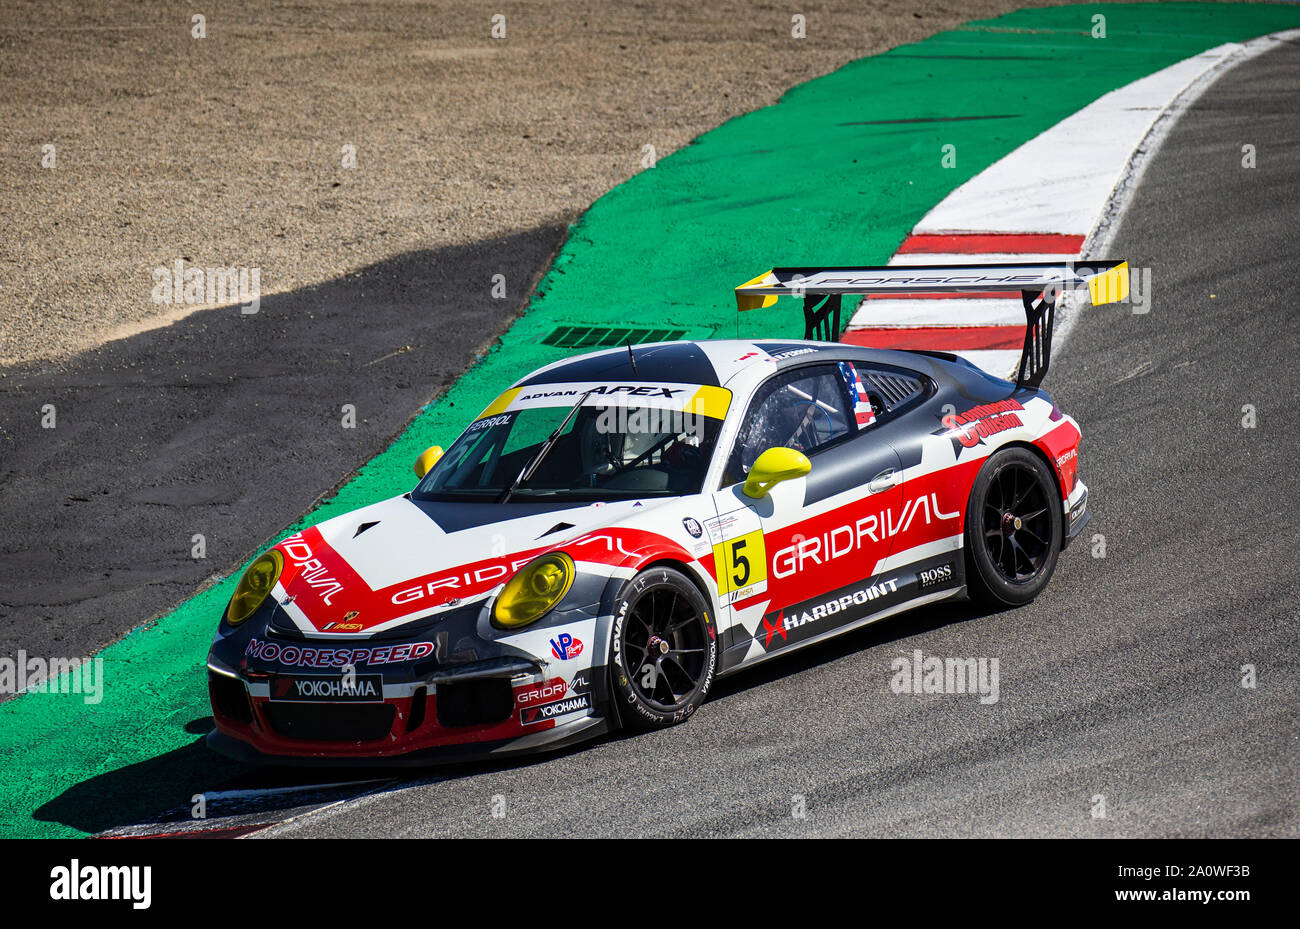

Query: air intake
[862,370,923,410]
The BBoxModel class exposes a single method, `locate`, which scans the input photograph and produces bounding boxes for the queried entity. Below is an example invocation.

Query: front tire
[610,566,717,731]
[964,447,1062,606]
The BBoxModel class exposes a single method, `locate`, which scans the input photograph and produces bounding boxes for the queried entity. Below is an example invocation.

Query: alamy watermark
[594,404,704,440]
[1,652,104,704]
[151,259,261,314]
[50,859,150,909]
[890,648,999,705]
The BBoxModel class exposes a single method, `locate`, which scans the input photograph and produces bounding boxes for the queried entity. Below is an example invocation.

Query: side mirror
[413,445,444,479]
[742,447,811,499]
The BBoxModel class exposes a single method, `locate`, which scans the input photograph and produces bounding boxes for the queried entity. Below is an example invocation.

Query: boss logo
[918,563,954,589]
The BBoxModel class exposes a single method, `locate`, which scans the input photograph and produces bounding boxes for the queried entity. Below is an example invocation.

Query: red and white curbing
[843,37,1290,377]
[845,232,1085,376]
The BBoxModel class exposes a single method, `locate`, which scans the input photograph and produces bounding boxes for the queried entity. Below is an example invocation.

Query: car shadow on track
[34,718,248,835]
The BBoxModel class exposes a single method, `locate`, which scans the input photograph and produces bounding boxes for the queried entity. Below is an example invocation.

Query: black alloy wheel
[610,566,717,730]
[964,447,1062,606]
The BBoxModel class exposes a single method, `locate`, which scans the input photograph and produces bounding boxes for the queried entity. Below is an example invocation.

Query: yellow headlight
[226,550,284,626]
[493,553,574,629]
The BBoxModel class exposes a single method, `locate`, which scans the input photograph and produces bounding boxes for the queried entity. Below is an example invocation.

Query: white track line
[1058,27,1300,354]
[952,348,1022,373]
[913,45,1246,237]
[854,298,1025,328]
[885,251,1078,266]
[847,30,1300,377]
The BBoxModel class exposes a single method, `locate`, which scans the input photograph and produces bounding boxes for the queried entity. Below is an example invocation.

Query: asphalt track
[261,37,1300,838]
[4,4,1298,839]
[10,3,1291,667]
[0,228,564,659]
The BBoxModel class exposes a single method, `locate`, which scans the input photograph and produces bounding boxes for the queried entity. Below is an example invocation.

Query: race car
[207,258,1128,765]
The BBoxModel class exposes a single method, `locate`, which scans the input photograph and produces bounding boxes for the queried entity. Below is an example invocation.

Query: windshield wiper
[498,389,593,504]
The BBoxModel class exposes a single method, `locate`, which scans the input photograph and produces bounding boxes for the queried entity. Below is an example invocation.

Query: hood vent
[543,325,686,350]
[538,521,575,538]
[353,520,380,538]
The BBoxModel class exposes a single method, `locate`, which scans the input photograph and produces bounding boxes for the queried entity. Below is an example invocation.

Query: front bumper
[206,596,612,765]
[1062,480,1090,549]
[205,709,611,768]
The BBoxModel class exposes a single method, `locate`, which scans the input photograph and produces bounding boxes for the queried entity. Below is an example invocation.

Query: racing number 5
[713,529,767,595]
[730,538,750,588]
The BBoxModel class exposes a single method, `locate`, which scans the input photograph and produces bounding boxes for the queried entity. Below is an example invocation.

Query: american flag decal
[838,361,876,428]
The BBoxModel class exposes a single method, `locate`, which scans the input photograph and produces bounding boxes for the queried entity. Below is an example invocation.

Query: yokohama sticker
[520,692,592,725]
[270,674,382,702]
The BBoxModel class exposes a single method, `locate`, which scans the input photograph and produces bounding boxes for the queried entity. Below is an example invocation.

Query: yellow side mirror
[413,445,444,479]
[742,447,811,499]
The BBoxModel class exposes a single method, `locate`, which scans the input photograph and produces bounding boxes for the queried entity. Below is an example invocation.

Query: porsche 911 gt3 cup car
[207,259,1128,765]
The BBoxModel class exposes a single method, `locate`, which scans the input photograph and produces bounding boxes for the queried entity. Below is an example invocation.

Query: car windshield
[414,390,727,502]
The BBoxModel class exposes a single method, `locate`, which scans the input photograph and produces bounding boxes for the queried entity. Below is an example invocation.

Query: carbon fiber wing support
[803,293,843,342]
[1016,287,1055,390]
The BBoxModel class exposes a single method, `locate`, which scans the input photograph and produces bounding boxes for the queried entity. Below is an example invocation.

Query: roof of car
[518,341,724,387]
[514,338,960,391]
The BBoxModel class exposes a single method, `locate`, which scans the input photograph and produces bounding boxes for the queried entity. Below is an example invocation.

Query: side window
[842,362,926,416]
[725,366,853,484]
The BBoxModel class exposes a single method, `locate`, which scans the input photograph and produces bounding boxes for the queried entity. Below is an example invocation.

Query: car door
[709,362,903,670]
[842,359,963,585]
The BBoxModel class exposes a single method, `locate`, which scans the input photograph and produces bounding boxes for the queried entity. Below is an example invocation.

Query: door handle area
[868,468,901,493]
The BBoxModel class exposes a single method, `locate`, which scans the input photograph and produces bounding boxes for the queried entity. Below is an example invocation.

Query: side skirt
[718,585,967,677]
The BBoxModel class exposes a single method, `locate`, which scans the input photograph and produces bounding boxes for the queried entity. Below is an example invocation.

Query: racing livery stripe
[1031,416,1084,498]
[474,381,731,420]
[729,459,980,617]
[275,525,700,633]
[715,399,1076,625]
[738,548,963,659]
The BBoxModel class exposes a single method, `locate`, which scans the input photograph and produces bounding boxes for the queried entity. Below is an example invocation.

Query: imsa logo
[324,609,362,632]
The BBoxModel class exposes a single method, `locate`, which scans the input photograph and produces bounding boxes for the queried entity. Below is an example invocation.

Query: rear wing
[734,261,1129,388]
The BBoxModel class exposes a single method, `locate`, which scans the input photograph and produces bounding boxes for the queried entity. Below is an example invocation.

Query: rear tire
[964,447,1062,606]
[609,566,717,731]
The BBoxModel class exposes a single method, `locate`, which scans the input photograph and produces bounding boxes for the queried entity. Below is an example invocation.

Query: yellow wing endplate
[1088,260,1130,306]
[735,269,777,312]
